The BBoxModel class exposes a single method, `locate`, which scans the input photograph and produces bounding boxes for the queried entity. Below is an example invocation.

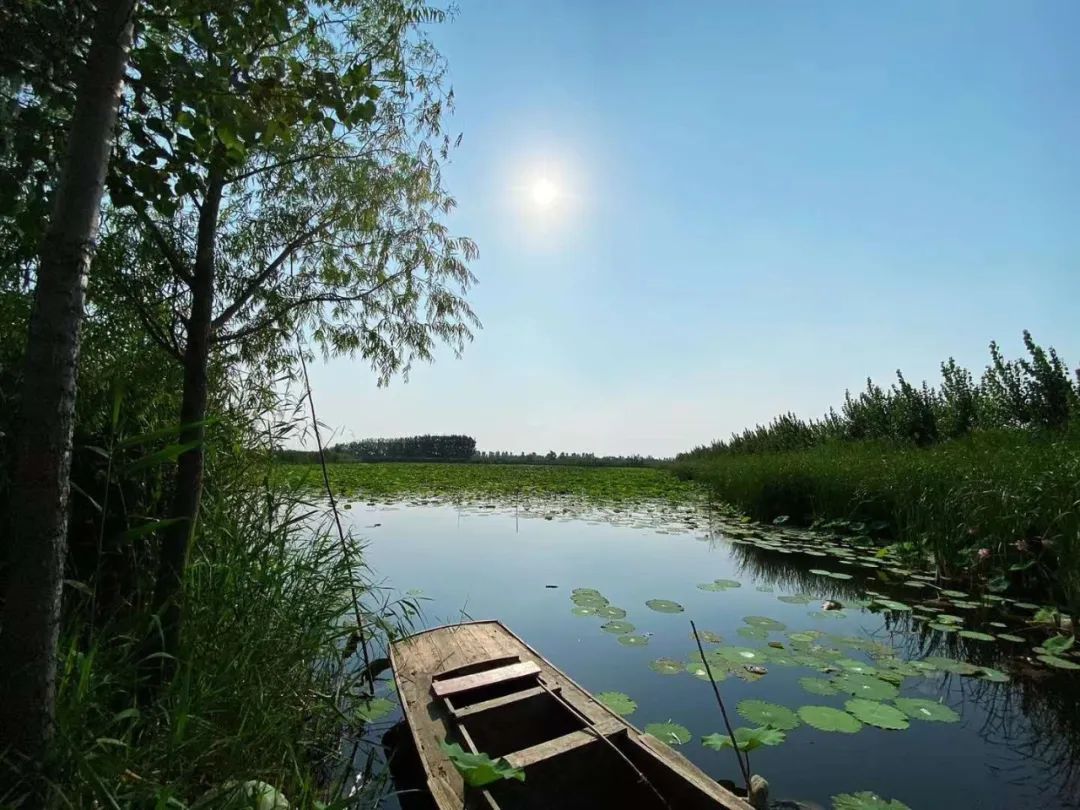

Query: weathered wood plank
[431,660,540,698]
[503,729,600,769]
[450,685,554,720]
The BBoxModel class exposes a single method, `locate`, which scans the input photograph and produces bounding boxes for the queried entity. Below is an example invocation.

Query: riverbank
[673,430,1080,613]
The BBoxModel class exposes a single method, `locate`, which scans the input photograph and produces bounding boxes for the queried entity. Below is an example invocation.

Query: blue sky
[307,0,1080,457]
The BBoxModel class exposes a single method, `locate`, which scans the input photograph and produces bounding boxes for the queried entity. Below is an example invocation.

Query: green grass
[674,431,1080,613]
[279,462,704,505]
[26,475,406,809]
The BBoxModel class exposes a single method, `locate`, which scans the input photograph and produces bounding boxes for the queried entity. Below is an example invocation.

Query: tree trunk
[147,168,224,680]
[0,0,136,776]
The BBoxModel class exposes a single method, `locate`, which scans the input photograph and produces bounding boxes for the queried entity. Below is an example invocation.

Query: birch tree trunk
[0,0,137,773]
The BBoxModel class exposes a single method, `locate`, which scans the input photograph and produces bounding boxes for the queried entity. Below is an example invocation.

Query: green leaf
[617,634,649,647]
[736,700,800,731]
[832,674,899,701]
[702,726,786,753]
[743,616,787,631]
[121,517,185,542]
[648,658,684,675]
[355,697,394,723]
[596,691,637,716]
[832,791,912,810]
[645,599,684,613]
[957,630,996,642]
[799,677,839,696]
[644,721,691,746]
[843,699,909,730]
[124,440,202,473]
[797,705,862,733]
[1038,654,1080,670]
[439,741,525,787]
[601,620,635,635]
[697,579,741,591]
[1043,635,1075,655]
[893,698,960,723]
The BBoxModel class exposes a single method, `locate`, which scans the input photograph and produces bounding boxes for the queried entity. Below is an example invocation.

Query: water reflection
[729,538,1080,807]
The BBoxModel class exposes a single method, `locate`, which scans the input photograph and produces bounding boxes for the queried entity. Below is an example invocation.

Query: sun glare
[530,177,558,209]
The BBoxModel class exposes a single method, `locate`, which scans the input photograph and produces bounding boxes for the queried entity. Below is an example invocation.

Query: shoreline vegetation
[673,333,1080,615]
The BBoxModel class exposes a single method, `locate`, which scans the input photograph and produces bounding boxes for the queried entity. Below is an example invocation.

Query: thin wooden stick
[691,619,752,793]
[536,678,673,810]
[296,334,376,693]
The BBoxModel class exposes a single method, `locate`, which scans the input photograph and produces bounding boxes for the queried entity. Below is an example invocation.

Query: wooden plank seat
[503,729,601,770]
[431,660,541,698]
[450,685,557,719]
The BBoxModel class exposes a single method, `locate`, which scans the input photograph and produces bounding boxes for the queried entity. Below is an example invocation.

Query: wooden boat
[390,620,754,810]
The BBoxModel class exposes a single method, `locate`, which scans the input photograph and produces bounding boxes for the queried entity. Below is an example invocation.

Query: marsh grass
[675,430,1080,612]
[14,478,403,809]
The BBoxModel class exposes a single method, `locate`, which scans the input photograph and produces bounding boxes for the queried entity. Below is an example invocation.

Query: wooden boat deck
[390,620,753,810]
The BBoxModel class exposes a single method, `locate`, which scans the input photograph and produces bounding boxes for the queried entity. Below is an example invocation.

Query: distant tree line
[278,436,662,466]
[680,331,1079,459]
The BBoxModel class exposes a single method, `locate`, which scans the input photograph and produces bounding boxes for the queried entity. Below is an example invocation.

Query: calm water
[345,499,1080,810]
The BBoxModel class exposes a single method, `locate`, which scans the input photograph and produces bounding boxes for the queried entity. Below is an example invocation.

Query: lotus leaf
[1038,654,1080,670]
[844,699,909,730]
[702,726,786,752]
[797,705,862,733]
[832,791,912,810]
[596,691,637,716]
[644,721,691,745]
[799,677,839,696]
[744,616,787,631]
[737,699,800,731]
[646,599,685,614]
[649,657,683,675]
[833,674,899,701]
[893,698,959,723]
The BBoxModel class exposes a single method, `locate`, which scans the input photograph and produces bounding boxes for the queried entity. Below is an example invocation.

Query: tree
[0,0,137,776]
[101,0,477,674]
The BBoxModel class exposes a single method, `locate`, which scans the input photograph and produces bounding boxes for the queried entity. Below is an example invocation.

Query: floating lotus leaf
[756,585,776,592]
[744,616,787,631]
[572,588,602,597]
[788,632,819,644]
[356,697,395,723]
[977,666,1011,683]
[685,661,720,681]
[809,568,854,580]
[903,580,928,589]
[808,610,846,620]
[951,600,980,609]
[800,676,839,696]
[649,657,683,675]
[936,614,964,624]
[693,630,723,644]
[989,621,1009,628]
[778,594,813,605]
[1013,601,1040,610]
[927,623,957,633]
[571,593,609,609]
[730,665,767,683]
[715,646,765,665]
[844,699,909,730]
[958,630,995,642]
[702,726,786,752]
[892,697,960,723]
[833,674,899,701]
[797,705,862,733]
[940,589,968,598]
[832,791,912,810]
[997,633,1025,643]
[922,656,980,675]
[601,620,636,635]
[646,599,685,614]
[738,626,768,641]
[877,659,923,678]
[644,721,691,746]
[697,578,742,592]
[597,691,637,716]
[1038,654,1080,670]
[596,606,627,620]
[870,599,911,612]
[836,658,878,676]
[571,606,597,617]
[617,634,649,647]
[737,699,800,731]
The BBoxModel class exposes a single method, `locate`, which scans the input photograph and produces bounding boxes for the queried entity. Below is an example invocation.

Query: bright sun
[530,177,558,209]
